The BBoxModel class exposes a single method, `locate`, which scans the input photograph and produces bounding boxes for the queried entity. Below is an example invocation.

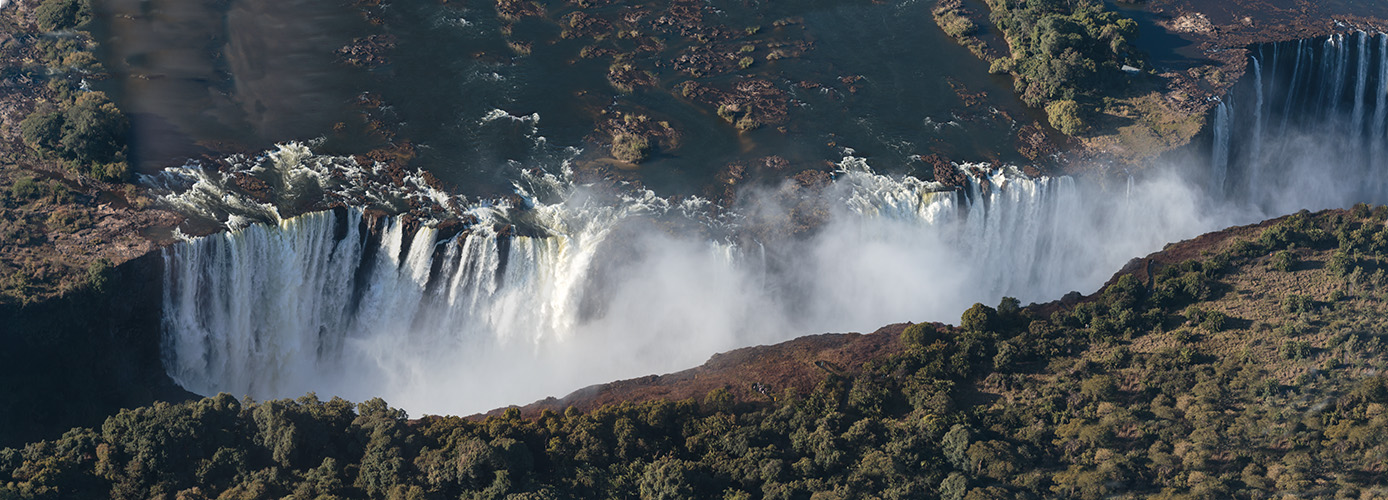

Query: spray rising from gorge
[154,32,1388,416]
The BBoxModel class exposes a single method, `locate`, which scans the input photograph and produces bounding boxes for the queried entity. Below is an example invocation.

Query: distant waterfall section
[1210,31,1388,210]
[153,146,1169,414]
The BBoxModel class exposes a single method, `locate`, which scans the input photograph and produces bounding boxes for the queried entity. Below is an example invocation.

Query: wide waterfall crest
[142,142,471,230]
[162,156,1108,414]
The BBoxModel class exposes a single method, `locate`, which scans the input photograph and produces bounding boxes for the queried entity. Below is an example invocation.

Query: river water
[94,0,1032,195]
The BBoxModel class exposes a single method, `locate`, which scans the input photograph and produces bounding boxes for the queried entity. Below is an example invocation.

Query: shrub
[1280,340,1311,360]
[1328,249,1357,277]
[20,111,64,152]
[1046,99,1088,135]
[938,14,977,38]
[611,133,651,163]
[1199,310,1227,333]
[61,92,129,166]
[961,303,998,333]
[716,104,737,122]
[86,258,112,293]
[45,207,88,233]
[1270,250,1296,272]
[90,161,130,183]
[10,177,40,200]
[1282,294,1315,314]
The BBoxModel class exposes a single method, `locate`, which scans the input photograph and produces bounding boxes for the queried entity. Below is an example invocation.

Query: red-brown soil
[477,324,910,419]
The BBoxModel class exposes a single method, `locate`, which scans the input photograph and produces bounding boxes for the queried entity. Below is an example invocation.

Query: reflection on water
[93,0,369,172]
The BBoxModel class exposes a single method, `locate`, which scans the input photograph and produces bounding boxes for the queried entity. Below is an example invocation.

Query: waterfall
[161,153,1211,415]
[1352,32,1370,136]
[1279,39,1306,134]
[155,31,1388,417]
[1211,100,1231,195]
[1218,31,1388,209]
[1248,57,1264,190]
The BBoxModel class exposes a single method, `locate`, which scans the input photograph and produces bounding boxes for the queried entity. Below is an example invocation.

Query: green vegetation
[6,207,1388,498]
[610,133,651,163]
[1045,99,1087,135]
[935,0,1150,140]
[987,0,1140,133]
[932,0,990,60]
[20,92,130,182]
[35,0,91,32]
[987,0,1139,103]
[12,0,131,183]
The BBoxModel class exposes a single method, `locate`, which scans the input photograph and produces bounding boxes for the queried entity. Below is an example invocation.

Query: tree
[1046,99,1087,135]
[942,424,972,470]
[35,0,90,31]
[902,323,941,347]
[60,92,128,166]
[20,111,64,153]
[940,472,968,500]
[961,303,998,333]
[1270,250,1296,272]
[85,258,112,293]
[640,456,703,500]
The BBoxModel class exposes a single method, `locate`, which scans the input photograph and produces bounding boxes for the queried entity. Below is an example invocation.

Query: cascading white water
[1211,100,1231,195]
[1248,57,1264,191]
[1222,31,1388,209]
[155,31,1388,416]
[163,148,1221,414]
[1351,32,1370,135]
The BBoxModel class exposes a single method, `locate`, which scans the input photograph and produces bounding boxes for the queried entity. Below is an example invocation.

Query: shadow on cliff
[0,252,193,449]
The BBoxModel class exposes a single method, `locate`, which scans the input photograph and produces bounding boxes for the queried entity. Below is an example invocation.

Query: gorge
[148,31,1388,417]
[8,0,1388,497]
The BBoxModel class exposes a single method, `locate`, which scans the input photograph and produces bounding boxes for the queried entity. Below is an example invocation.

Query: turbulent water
[156,32,1388,416]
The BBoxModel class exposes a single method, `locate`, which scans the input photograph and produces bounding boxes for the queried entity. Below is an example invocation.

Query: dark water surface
[92,0,372,172]
[95,0,1035,196]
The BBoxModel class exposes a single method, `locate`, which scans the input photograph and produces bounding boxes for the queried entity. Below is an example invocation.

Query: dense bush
[1270,249,1296,271]
[982,0,1141,135]
[19,92,129,182]
[611,133,651,163]
[1045,99,1087,135]
[19,111,64,152]
[4,208,1388,499]
[34,0,91,32]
